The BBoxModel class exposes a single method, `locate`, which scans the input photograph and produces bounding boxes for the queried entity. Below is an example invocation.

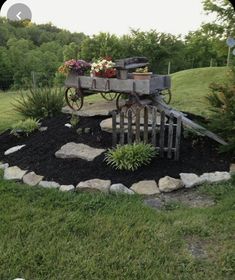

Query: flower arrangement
[91,57,117,78]
[58,59,91,75]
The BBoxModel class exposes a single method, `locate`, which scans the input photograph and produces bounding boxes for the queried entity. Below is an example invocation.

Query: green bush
[13,87,65,119]
[105,143,157,171]
[206,68,235,155]
[10,118,40,136]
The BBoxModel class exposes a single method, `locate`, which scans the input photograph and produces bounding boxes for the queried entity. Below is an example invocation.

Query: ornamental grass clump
[14,87,64,119]
[11,118,40,137]
[105,143,157,171]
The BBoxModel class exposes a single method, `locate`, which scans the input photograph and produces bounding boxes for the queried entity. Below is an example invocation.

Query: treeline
[0,15,230,90]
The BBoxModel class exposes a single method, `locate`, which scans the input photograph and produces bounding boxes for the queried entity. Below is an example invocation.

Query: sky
[0,0,216,36]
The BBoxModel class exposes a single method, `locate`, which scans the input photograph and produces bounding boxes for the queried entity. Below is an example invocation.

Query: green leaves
[105,143,157,171]
[10,118,40,136]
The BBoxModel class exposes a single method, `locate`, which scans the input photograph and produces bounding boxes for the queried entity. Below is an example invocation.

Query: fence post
[120,111,125,145]
[135,107,141,143]
[167,113,174,159]
[144,106,148,143]
[174,115,182,160]
[127,109,133,144]
[151,107,157,146]
[112,111,117,146]
[159,111,165,157]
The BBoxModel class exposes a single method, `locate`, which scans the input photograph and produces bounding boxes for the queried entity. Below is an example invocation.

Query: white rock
[39,181,60,189]
[0,163,9,170]
[59,185,75,192]
[76,179,111,193]
[200,171,231,183]
[4,145,26,155]
[39,126,48,132]
[180,173,204,188]
[130,180,160,195]
[230,164,235,174]
[158,176,184,192]
[65,123,72,128]
[4,166,27,180]
[23,172,44,186]
[55,142,105,161]
[110,183,134,195]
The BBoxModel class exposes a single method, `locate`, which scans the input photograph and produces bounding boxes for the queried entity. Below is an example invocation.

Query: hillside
[171,67,229,116]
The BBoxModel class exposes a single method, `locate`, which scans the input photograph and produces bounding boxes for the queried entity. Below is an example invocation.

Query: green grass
[0,170,234,279]
[171,66,229,116]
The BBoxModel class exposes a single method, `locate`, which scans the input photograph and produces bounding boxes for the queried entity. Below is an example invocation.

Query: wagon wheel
[100,92,118,101]
[160,89,172,104]
[65,87,84,111]
[116,93,142,117]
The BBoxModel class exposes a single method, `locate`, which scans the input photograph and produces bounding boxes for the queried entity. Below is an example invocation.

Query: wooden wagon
[64,57,172,112]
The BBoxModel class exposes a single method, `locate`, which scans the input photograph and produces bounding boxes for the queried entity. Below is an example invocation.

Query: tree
[203,0,235,37]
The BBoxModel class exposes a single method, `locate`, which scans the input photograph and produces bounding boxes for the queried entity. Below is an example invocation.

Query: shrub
[105,143,157,171]
[11,118,40,136]
[13,87,65,119]
[206,69,235,156]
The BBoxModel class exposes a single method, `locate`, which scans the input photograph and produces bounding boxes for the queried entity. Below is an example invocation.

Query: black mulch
[0,114,231,187]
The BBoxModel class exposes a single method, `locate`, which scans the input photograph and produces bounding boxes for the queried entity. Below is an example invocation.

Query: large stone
[230,164,235,174]
[110,183,134,195]
[55,142,105,161]
[130,180,160,195]
[180,173,204,188]
[200,171,231,183]
[0,162,9,170]
[60,185,75,192]
[62,100,116,117]
[23,172,44,186]
[39,180,60,189]
[4,166,27,180]
[76,179,111,193]
[158,176,184,192]
[4,145,26,155]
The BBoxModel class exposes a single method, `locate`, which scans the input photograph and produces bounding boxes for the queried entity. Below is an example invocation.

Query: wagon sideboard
[65,74,171,95]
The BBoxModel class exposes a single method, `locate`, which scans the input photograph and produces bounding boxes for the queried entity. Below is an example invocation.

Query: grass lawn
[171,66,229,116]
[0,170,234,279]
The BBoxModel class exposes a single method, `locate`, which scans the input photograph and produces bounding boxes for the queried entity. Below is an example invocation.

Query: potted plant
[133,66,152,80]
[58,59,91,76]
[90,57,117,78]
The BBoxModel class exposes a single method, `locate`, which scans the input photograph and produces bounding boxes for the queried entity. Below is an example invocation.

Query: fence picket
[144,106,148,143]
[159,111,165,157]
[135,107,141,143]
[120,111,125,145]
[127,109,133,144]
[151,107,157,146]
[112,111,117,146]
[167,113,174,158]
[175,115,182,160]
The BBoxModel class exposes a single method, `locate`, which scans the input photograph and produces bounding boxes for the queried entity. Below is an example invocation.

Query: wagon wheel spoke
[100,92,117,101]
[160,89,172,104]
[65,87,84,111]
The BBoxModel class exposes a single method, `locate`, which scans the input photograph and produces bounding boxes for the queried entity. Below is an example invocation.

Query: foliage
[134,66,150,73]
[10,118,40,136]
[58,59,90,76]
[202,0,235,37]
[70,113,79,128]
[13,87,65,119]
[105,143,157,171]
[206,67,235,154]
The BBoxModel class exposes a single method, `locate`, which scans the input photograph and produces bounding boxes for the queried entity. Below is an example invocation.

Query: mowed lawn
[0,171,234,279]
[171,66,229,116]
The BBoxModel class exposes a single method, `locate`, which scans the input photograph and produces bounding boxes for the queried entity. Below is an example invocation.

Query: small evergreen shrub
[14,87,65,119]
[105,143,157,171]
[206,69,235,156]
[11,118,40,136]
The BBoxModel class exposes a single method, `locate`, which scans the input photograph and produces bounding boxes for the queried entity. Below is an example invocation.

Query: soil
[0,113,231,187]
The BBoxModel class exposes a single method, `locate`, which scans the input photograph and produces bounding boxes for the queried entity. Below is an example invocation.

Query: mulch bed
[0,114,232,187]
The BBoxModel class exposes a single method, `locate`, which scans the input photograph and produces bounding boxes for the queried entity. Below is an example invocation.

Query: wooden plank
[151,107,157,146]
[112,111,117,146]
[167,113,174,159]
[135,107,141,143]
[127,109,133,144]
[119,111,125,145]
[159,111,165,157]
[144,106,148,143]
[152,95,227,145]
[175,115,182,160]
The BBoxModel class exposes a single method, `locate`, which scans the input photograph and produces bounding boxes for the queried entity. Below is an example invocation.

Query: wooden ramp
[152,96,227,146]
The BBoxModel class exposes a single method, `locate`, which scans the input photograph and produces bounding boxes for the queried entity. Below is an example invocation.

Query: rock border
[0,161,233,195]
